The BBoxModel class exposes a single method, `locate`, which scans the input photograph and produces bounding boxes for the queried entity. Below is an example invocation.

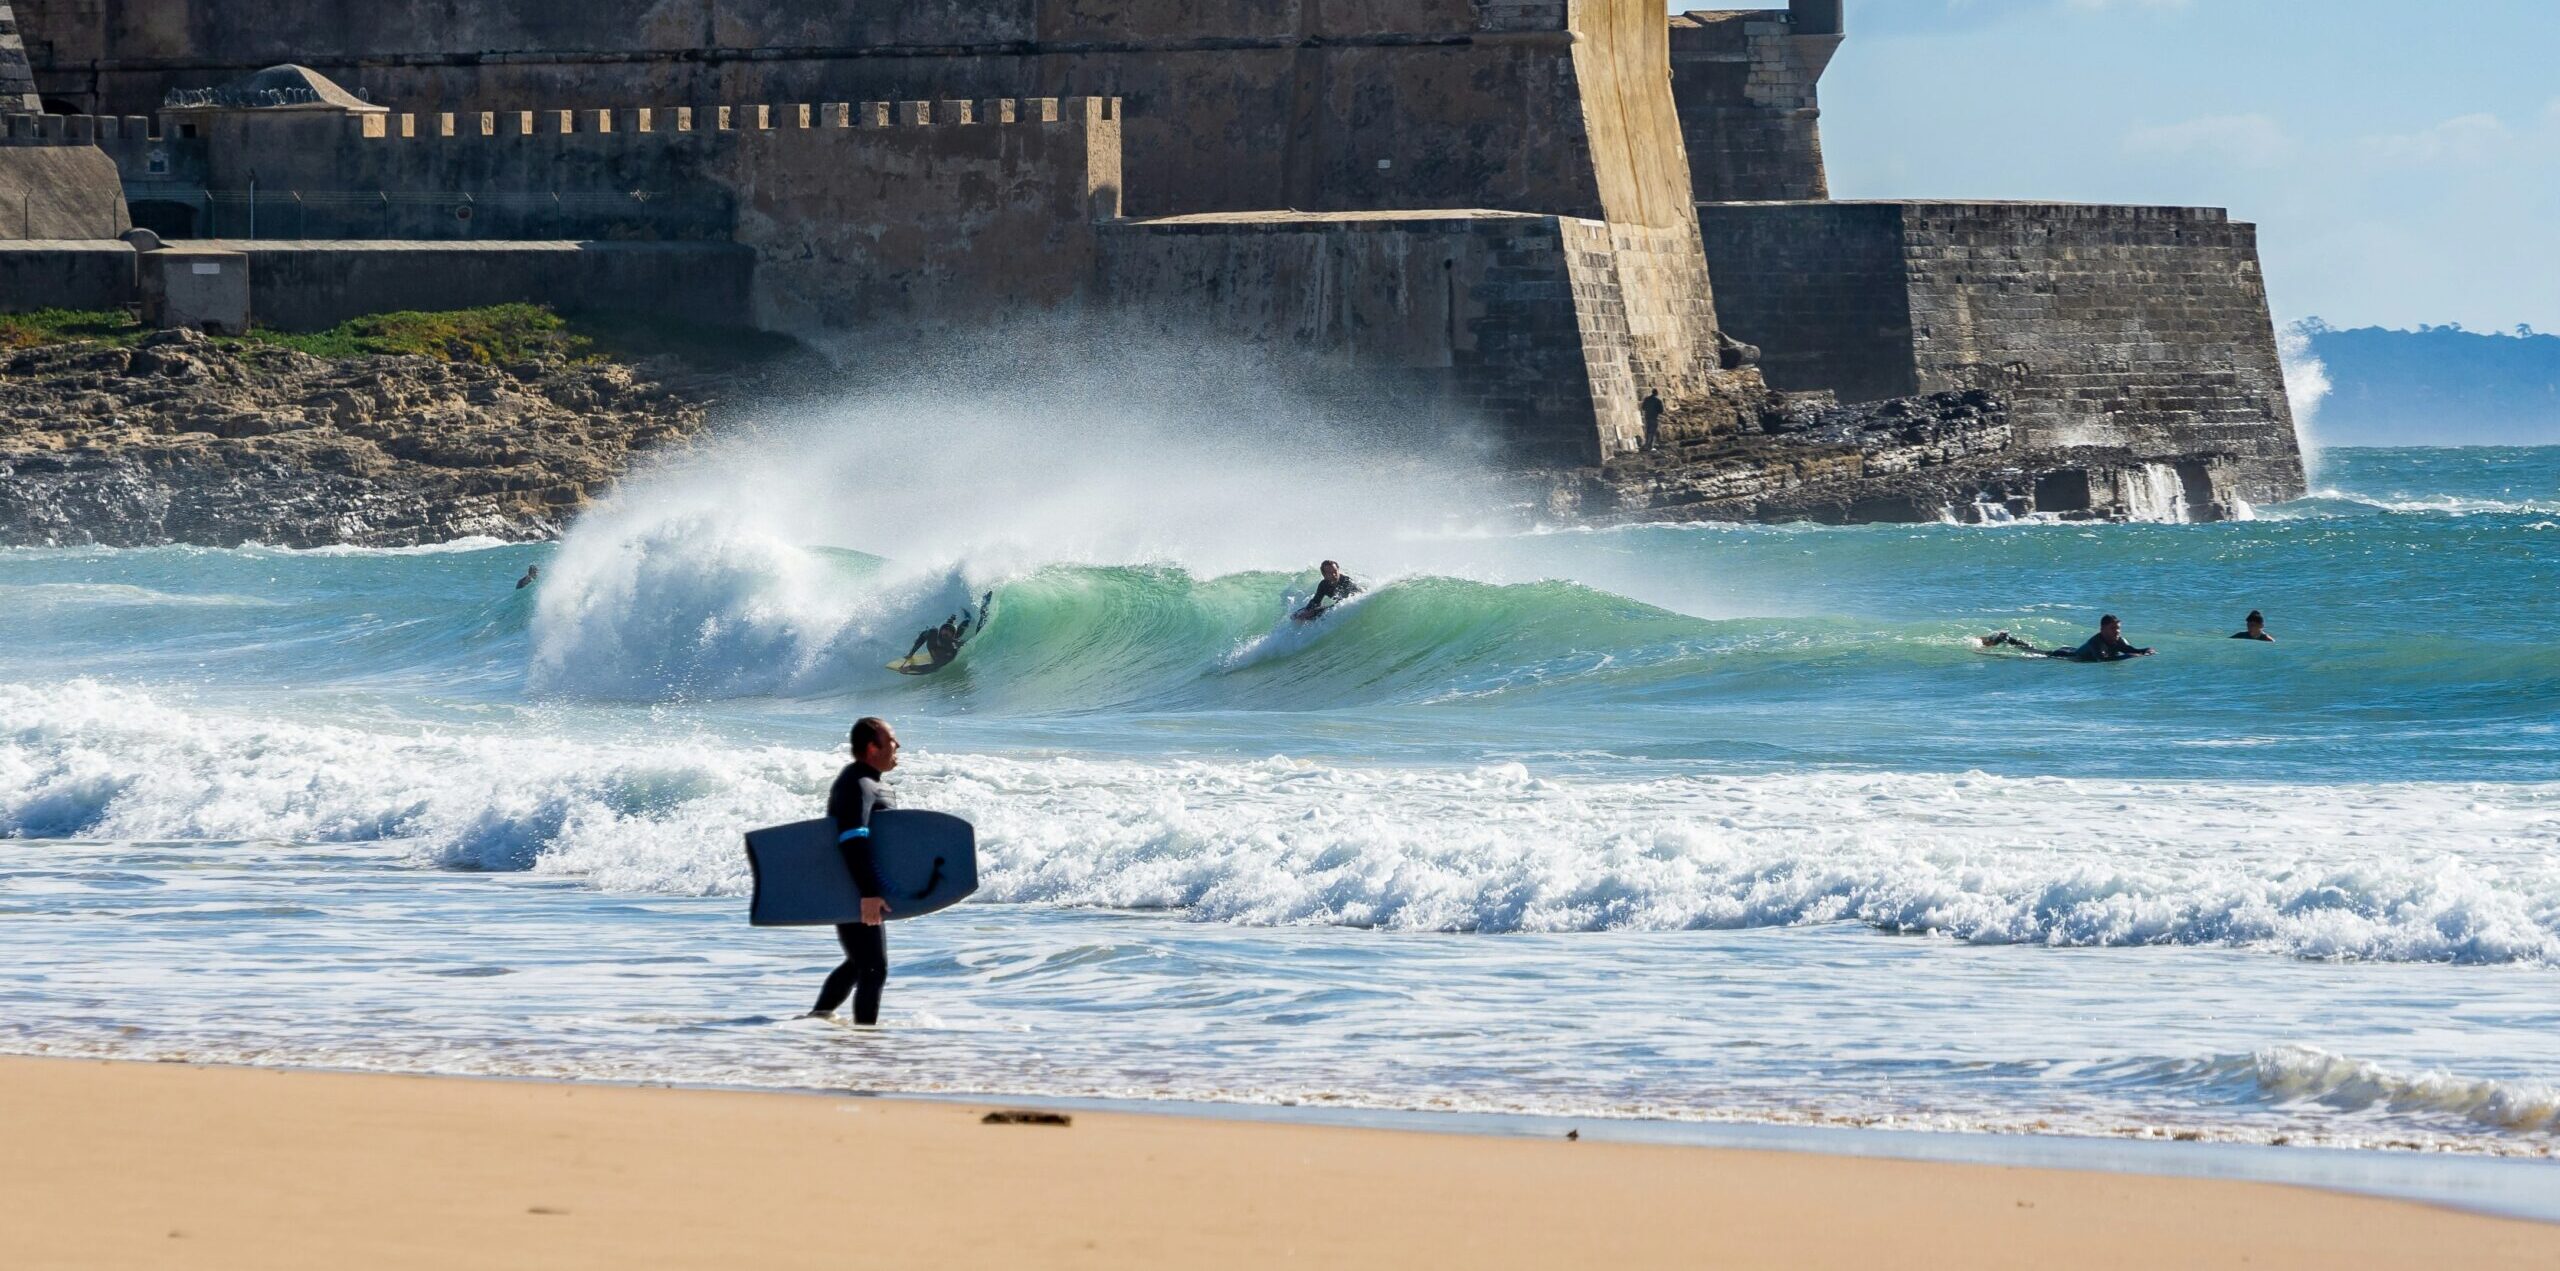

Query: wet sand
[4,1056,2553,1270]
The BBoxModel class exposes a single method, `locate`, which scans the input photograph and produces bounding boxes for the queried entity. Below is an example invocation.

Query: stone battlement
[347,96,1120,141]
[6,96,1118,147]
[4,111,159,143]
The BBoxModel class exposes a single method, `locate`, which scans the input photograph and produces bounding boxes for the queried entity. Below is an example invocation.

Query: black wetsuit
[812,761,891,1023]
[2050,632,2149,662]
[1299,573,1361,619]
[910,624,960,663]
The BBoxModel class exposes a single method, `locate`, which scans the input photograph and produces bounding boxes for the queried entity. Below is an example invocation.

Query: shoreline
[4,1055,2554,1270]
[13,1031,2557,1178]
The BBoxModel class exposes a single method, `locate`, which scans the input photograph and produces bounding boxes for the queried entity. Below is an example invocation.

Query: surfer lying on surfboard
[899,591,995,672]
[1979,614,2154,662]
[1292,560,1361,623]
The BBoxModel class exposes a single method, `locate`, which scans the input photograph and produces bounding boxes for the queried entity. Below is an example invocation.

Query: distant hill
[2300,321,2560,447]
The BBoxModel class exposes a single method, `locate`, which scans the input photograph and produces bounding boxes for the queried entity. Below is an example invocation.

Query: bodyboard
[745,809,979,926]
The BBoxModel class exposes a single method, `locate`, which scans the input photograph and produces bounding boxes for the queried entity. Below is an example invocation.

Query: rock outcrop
[0,327,734,547]
[1548,388,2257,526]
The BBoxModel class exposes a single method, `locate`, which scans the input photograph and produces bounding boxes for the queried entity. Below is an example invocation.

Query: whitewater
[4,416,2557,1156]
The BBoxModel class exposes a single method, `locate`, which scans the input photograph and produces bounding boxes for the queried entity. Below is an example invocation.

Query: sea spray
[2279,320,2334,484]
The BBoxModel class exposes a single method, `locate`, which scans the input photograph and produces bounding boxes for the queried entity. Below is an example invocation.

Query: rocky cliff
[0,327,746,547]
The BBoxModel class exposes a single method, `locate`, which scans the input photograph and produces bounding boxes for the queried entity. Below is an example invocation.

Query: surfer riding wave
[899,590,996,673]
[1292,561,1361,623]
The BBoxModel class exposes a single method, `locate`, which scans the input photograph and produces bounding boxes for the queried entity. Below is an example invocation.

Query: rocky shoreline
[0,327,759,548]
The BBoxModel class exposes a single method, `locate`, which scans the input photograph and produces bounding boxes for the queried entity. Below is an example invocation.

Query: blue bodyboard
[744,809,979,927]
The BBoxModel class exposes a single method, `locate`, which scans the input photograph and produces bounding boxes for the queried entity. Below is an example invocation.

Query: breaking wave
[2109,1047,2560,1136]
[523,520,1712,711]
[2279,489,2560,519]
[8,681,2557,963]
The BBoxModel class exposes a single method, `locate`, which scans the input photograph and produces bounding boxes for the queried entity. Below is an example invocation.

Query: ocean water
[3,434,2557,1160]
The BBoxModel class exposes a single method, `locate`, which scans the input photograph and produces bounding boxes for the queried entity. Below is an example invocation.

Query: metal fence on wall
[120,186,734,243]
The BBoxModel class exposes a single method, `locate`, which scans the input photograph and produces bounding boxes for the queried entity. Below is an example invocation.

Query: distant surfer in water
[808,716,898,1024]
[904,591,996,667]
[1293,561,1361,622]
[2231,610,2275,642]
[514,564,539,590]
[1981,614,2155,662]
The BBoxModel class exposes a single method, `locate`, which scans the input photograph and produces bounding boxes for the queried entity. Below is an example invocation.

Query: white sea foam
[0,582,280,608]
[251,536,522,556]
[6,681,2557,964]
[2279,489,2560,518]
[2245,1046,2560,1134]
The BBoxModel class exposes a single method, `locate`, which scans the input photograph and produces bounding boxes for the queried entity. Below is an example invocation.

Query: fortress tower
[1671,1,1841,202]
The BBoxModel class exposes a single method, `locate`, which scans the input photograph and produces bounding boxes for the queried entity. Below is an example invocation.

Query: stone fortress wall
[21,1,1690,225]
[1673,5,2301,506]
[3,0,2308,510]
[121,96,1125,332]
[1697,201,2300,502]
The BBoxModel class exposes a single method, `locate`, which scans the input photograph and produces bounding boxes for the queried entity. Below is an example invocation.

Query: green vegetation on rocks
[0,304,800,370]
[241,304,581,364]
[0,308,147,350]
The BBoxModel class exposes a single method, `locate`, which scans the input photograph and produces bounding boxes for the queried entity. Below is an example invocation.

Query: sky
[1749,0,2560,332]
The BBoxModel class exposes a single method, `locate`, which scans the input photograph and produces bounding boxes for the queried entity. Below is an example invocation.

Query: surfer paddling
[1981,614,2155,662]
[808,717,899,1024]
[1292,560,1361,622]
[2231,610,2275,642]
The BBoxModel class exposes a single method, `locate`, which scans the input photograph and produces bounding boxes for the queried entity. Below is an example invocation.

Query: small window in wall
[178,122,199,139]
[147,149,170,175]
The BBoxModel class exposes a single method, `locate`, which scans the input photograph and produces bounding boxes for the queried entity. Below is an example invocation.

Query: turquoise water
[3,444,2556,1155]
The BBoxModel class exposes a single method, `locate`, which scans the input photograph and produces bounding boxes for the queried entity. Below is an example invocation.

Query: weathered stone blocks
[1697,199,2305,502]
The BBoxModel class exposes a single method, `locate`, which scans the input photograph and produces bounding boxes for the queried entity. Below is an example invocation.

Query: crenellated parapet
[0,106,134,239]
[106,93,1122,246]
[339,95,1120,142]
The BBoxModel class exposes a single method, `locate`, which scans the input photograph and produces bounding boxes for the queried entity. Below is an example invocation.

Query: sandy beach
[2,1056,2552,1270]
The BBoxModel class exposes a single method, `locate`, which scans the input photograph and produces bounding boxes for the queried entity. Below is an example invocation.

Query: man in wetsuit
[909,617,962,664]
[2232,610,2275,642]
[1983,614,2155,661]
[808,717,897,1024]
[906,593,996,665]
[1294,560,1361,621]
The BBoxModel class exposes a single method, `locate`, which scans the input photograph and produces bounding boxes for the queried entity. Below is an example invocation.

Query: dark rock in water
[0,336,784,548]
